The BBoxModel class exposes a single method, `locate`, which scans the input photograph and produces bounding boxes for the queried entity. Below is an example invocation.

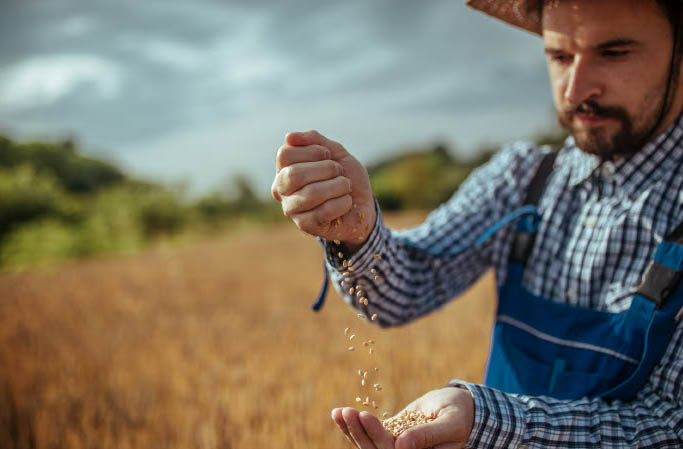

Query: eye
[550,53,572,64]
[601,50,629,58]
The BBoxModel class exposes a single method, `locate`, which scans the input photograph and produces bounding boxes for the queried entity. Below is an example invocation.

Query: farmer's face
[543,0,677,158]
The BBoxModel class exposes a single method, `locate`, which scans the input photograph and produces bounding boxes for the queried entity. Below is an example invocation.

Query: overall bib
[313,151,683,401]
[485,152,683,400]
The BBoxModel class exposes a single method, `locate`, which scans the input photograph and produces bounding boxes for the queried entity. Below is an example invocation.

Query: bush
[0,219,79,268]
[0,136,124,194]
[0,165,79,237]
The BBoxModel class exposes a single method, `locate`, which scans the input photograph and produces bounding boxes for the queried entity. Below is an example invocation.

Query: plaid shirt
[323,114,683,448]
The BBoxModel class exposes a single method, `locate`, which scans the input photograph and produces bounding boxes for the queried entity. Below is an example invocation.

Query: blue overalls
[314,151,683,401]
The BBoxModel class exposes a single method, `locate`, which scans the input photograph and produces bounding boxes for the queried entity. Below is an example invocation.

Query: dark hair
[653,0,683,132]
[656,0,683,31]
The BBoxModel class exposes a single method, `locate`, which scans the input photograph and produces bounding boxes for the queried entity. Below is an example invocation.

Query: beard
[557,99,662,160]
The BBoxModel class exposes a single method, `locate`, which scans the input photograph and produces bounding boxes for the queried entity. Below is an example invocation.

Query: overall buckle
[635,261,682,309]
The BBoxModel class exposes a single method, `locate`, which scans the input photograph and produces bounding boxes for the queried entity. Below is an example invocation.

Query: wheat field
[0,212,497,449]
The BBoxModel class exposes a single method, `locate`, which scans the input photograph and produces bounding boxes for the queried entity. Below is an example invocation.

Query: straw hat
[466,0,543,35]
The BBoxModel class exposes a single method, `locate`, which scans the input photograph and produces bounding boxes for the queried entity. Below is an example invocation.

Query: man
[271,0,683,447]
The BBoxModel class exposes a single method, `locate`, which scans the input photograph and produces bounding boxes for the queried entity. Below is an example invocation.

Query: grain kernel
[373,253,381,260]
[374,276,380,281]
[371,268,377,274]
[356,290,363,297]
[356,397,362,403]
[342,272,350,277]
[383,412,389,419]
[348,267,355,272]
[361,379,366,386]
[374,367,379,372]
[348,260,354,267]
[372,401,378,409]
[358,369,363,376]
[343,260,348,268]
[349,334,356,340]
[368,348,374,355]
[348,346,355,351]
[382,410,435,437]
[371,314,378,321]
[344,327,350,335]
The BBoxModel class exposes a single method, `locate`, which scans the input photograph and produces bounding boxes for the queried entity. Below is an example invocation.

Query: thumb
[286,130,348,158]
[395,416,461,449]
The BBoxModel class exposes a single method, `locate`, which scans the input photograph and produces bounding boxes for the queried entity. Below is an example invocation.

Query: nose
[563,57,603,105]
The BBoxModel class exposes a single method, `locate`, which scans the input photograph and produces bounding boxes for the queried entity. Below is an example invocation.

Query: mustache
[563,101,629,120]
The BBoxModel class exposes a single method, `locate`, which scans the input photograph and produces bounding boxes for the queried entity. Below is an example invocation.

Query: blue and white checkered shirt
[324,114,683,448]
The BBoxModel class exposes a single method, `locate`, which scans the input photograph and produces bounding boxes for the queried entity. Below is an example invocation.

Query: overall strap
[509,150,559,265]
[633,220,683,309]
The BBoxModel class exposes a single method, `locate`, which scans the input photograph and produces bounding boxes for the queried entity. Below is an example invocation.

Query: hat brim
[466,0,543,35]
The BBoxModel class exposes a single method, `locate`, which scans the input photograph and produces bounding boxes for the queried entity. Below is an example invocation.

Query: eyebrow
[544,39,642,54]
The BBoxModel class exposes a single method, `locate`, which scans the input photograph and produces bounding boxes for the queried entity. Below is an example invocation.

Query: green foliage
[0,136,123,193]
[0,134,286,268]
[369,144,493,211]
[0,165,80,236]
[0,219,80,268]
[0,127,565,269]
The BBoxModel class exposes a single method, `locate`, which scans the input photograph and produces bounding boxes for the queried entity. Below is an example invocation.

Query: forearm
[323,204,494,327]
[455,381,683,449]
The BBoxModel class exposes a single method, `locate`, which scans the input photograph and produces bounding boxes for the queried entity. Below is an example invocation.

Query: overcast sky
[0,0,559,196]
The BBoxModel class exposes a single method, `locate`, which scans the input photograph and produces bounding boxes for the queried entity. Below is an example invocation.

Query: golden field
[0,212,496,449]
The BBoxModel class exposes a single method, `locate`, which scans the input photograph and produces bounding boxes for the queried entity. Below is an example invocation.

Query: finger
[274,160,345,197]
[395,416,457,449]
[332,408,359,448]
[432,443,461,449]
[271,177,282,202]
[282,176,351,216]
[276,144,330,172]
[291,195,353,234]
[286,130,348,159]
[358,411,395,449]
[342,407,378,449]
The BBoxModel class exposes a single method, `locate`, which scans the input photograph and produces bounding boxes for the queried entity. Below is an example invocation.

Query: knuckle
[270,181,281,201]
[279,166,296,192]
[282,202,293,218]
[276,145,290,166]
[314,144,329,159]
[324,159,339,176]
[314,212,330,229]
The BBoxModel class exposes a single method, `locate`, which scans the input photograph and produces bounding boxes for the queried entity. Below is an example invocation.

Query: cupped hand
[331,386,474,449]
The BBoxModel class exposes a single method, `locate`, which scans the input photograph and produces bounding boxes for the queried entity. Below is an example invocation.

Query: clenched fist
[271,130,376,251]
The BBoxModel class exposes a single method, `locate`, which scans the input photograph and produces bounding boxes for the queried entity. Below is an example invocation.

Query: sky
[0,0,559,196]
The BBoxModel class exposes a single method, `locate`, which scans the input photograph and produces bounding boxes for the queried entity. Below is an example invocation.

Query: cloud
[0,54,123,112]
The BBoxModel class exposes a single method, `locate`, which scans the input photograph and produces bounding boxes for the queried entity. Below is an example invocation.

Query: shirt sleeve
[452,321,683,448]
[321,142,548,326]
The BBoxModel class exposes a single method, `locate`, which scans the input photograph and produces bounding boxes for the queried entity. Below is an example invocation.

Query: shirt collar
[562,113,683,194]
